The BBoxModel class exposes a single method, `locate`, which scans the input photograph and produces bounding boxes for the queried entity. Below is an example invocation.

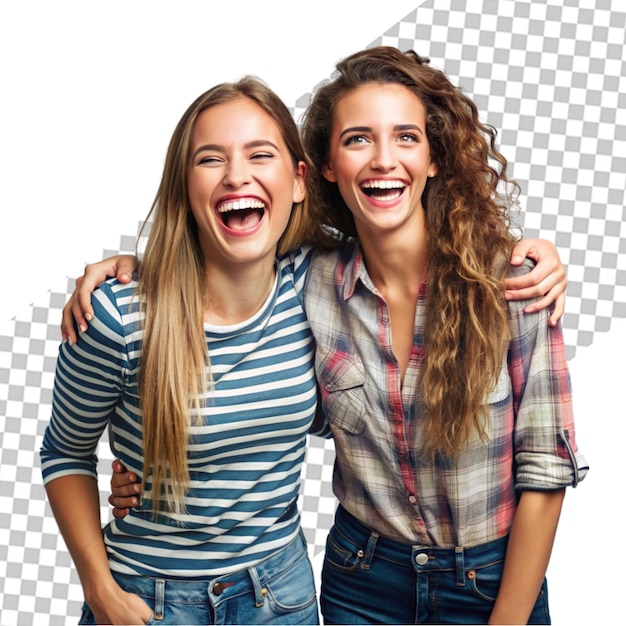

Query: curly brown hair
[301,47,521,459]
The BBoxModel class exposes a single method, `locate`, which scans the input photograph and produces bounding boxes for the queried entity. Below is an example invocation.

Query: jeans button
[213,581,235,596]
[415,552,429,565]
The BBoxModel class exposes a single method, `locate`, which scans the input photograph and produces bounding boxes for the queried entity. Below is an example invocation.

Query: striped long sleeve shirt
[40,247,317,578]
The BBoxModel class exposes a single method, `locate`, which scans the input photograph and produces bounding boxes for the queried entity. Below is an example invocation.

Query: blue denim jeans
[320,506,550,625]
[78,531,319,625]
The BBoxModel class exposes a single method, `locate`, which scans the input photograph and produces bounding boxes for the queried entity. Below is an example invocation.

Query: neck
[203,256,276,325]
[358,223,427,294]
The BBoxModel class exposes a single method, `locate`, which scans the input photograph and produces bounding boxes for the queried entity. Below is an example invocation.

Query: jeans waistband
[334,505,509,577]
[112,528,308,611]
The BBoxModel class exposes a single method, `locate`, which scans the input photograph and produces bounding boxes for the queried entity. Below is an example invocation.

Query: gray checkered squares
[2,1,625,624]
[0,282,119,625]
[370,0,626,358]
[300,435,337,555]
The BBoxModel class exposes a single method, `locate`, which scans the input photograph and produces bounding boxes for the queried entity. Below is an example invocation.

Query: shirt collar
[340,240,429,302]
[341,241,376,301]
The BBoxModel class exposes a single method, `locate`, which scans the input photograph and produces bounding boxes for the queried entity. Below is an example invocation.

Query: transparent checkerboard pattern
[2,1,624,624]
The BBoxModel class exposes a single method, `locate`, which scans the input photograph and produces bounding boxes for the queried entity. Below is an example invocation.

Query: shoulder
[310,242,356,273]
[506,257,536,280]
[93,277,139,306]
[89,278,142,334]
[277,245,315,272]
[505,258,554,346]
[505,258,544,319]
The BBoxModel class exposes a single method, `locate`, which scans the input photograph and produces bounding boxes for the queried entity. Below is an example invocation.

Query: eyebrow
[338,124,425,139]
[191,139,280,159]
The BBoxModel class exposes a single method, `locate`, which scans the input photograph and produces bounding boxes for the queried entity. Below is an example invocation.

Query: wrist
[82,571,119,608]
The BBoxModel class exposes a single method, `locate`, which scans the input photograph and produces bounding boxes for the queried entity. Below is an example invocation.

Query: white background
[0,1,621,624]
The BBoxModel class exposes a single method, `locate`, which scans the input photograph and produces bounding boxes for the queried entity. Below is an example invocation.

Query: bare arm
[45,474,152,625]
[488,489,565,625]
[61,255,139,345]
[506,238,567,327]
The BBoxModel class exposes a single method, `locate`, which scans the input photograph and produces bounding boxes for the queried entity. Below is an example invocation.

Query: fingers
[505,274,564,305]
[505,273,567,326]
[510,239,534,266]
[113,255,137,282]
[109,475,140,517]
[505,240,567,322]
[111,506,130,519]
[60,274,94,343]
[111,459,127,474]
[110,459,140,515]
[504,274,550,301]
[108,492,139,511]
[60,293,79,345]
[548,292,566,327]
[59,256,139,343]
[110,481,140,498]
[111,469,138,487]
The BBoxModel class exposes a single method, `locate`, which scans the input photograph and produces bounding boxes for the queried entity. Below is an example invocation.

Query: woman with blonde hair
[41,77,321,625]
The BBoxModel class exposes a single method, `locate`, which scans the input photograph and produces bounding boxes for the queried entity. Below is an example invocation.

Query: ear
[427,157,438,178]
[292,161,307,204]
[322,162,337,183]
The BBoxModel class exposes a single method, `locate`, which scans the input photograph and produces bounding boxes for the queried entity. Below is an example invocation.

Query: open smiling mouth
[218,199,266,230]
[361,180,406,201]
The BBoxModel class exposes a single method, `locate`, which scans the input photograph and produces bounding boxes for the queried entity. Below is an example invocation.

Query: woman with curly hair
[299,47,587,625]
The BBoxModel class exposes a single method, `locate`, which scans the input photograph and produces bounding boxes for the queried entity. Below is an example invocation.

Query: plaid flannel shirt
[305,243,588,547]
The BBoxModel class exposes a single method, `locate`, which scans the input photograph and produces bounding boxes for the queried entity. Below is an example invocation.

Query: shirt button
[408,494,417,504]
[415,553,429,566]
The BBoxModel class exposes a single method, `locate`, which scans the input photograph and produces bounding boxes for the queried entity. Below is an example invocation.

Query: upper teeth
[361,180,405,189]
[218,199,266,213]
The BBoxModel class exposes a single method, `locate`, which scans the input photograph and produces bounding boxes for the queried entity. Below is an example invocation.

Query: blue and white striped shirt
[40,247,317,578]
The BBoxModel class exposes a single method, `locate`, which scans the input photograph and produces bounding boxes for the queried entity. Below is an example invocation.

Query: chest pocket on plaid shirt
[316,345,366,435]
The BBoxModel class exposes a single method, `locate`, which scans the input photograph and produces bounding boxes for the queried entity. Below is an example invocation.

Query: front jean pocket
[323,525,364,573]
[78,602,155,625]
[466,557,505,602]
[264,553,317,614]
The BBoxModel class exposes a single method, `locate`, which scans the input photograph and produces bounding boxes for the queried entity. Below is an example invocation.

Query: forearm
[488,489,565,625]
[46,474,152,624]
[45,474,118,604]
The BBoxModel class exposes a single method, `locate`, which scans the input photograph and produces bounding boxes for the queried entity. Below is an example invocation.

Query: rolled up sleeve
[507,266,589,491]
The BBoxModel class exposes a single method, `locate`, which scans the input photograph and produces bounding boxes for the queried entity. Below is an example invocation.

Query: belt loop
[361,531,379,570]
[455,547,465,587]
[154,578,165,620]
[248,567,267,608]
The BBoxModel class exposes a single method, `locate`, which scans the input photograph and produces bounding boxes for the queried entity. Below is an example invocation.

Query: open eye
[398,132,419,143]
[343,134,369,146]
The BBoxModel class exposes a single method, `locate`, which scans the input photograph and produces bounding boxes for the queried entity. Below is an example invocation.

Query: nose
[222,156,251,188]
[370,141,397,172]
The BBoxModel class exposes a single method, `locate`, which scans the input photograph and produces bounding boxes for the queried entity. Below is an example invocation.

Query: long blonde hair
[137,77,312,513]
[301,47,519,459]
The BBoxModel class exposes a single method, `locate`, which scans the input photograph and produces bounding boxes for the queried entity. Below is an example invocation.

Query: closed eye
[250,152,275,160]
[197,155,223,165]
